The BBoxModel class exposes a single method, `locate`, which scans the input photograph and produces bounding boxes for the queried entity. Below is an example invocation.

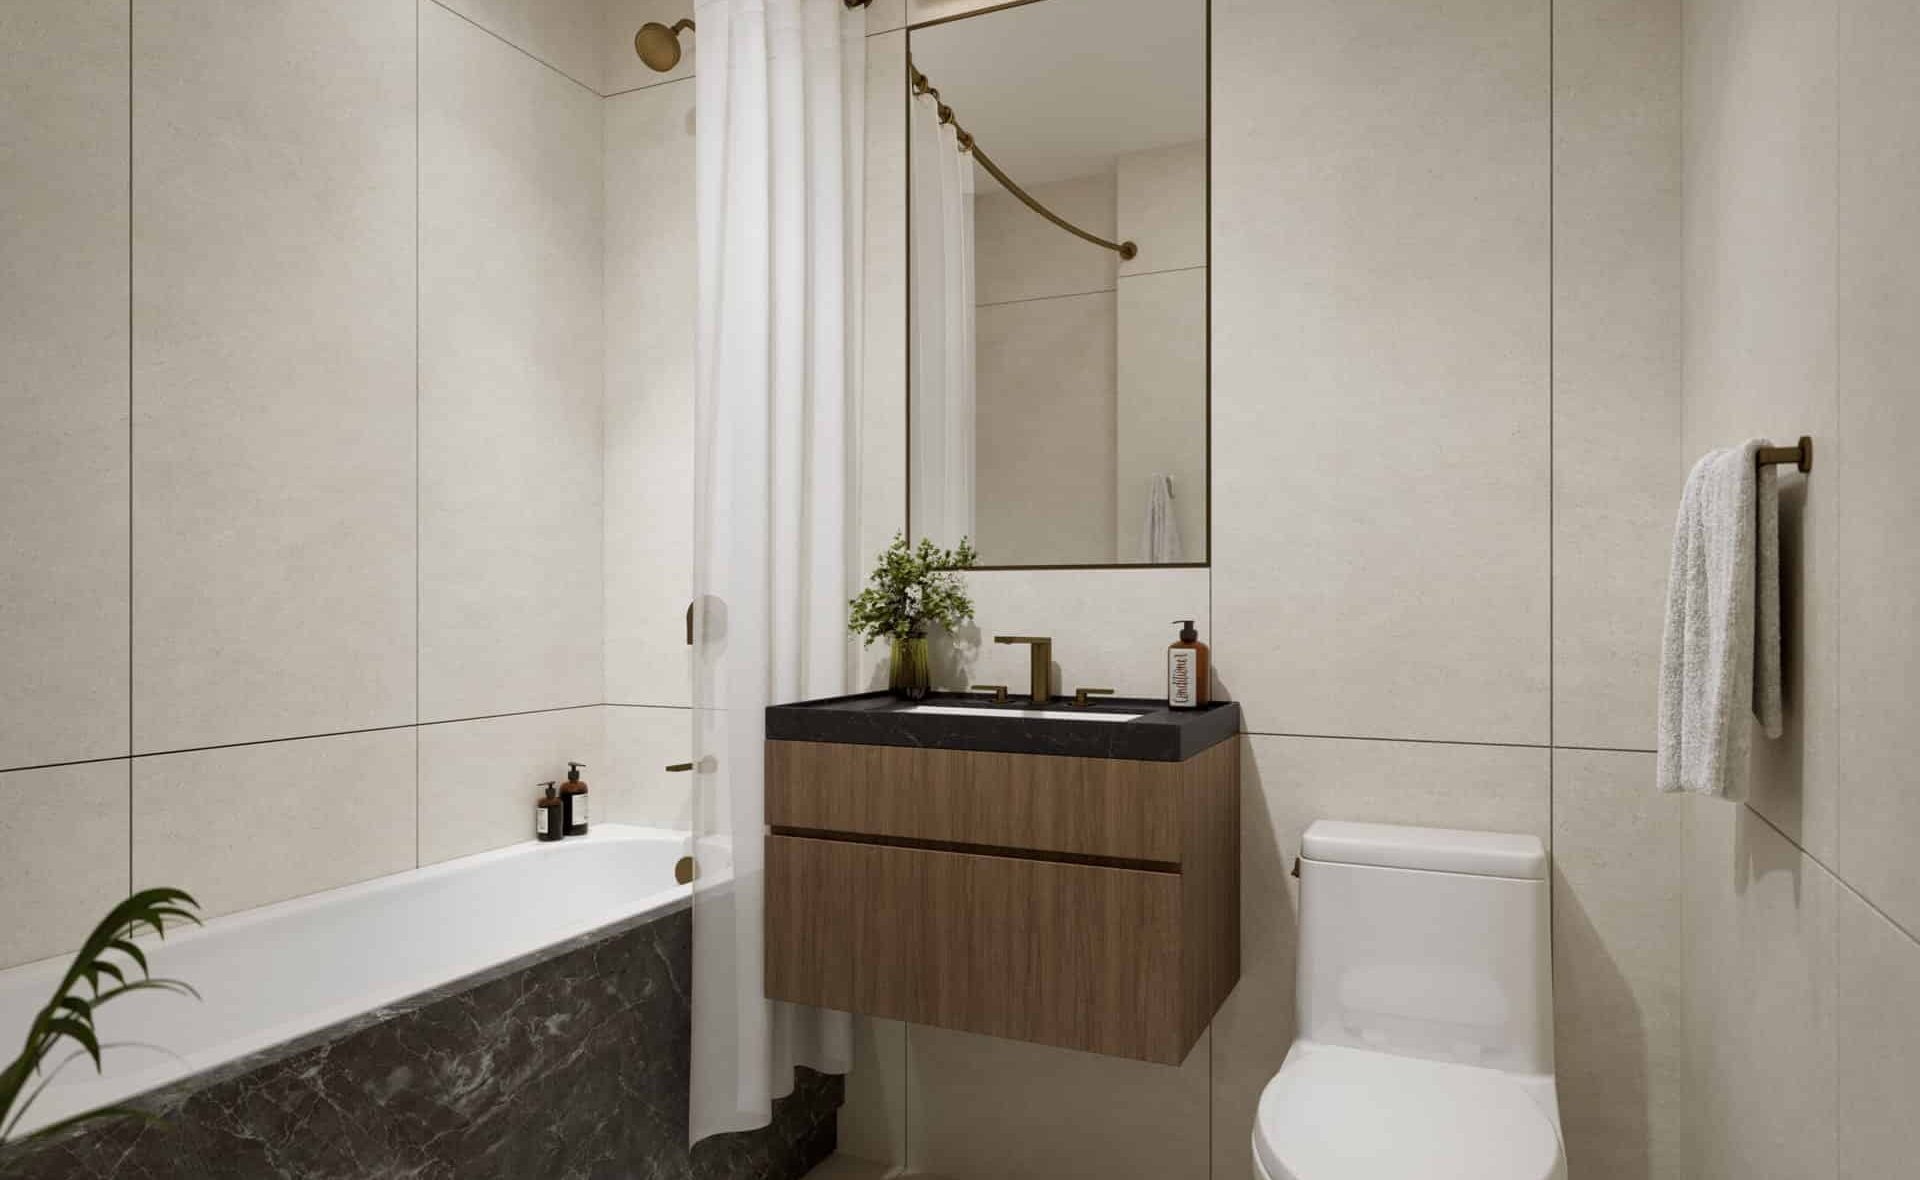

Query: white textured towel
[1657,441,1785,798]
[1143,474,1184,563]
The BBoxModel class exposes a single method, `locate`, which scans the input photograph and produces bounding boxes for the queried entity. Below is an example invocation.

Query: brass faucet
[993,635,1053,704]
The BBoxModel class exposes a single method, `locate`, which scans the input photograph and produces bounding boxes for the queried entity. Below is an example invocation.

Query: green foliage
[848,532,978,646]
[0,888,202,1144]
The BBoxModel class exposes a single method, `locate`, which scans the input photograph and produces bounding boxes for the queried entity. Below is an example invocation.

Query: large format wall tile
[1680,0,1839,859]
[0,1,130,771]
[1551,749,1684,1179]
[1116,139,1206,279]
[1211,0,1551,746]
[0,762,130,971]
[418,707,603,865]
[1835,0,1920,941]
[972,174,1116,307]
[855,30,909,693]
[1209,734,1550,1179]
[1679,797,1839,1180]
[1115,267,1207,564]
[434,0,605,93]
[420,0,604,722]
[133,729,416,920]
[904,0,1000,24]
[1836,890,1920,1177]
[925,566,1210,700]
[131,0,417,753]
[905,1024,1209,1180]
[971,291,1116,565]
[1552,0,1682,753]
[605,82,695,708]
[601,704,695,831]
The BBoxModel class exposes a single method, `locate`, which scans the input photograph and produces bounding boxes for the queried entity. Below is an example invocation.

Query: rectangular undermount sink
[901,703,1145,722]
[766,691,1240,762]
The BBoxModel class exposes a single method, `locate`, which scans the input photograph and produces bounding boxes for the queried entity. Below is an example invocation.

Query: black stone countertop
[765,691,1241,762]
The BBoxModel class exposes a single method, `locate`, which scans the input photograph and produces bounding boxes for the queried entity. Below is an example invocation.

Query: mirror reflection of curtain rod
[636,1,874,73]
[910,63,1140,261]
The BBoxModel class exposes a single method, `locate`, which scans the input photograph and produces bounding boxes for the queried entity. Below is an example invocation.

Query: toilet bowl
[1251,820,1566,1180]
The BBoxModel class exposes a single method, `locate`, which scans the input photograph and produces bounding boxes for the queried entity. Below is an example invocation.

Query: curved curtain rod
[909,64,1139,261]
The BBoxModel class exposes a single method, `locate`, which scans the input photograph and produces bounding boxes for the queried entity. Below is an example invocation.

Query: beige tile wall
[131,0,419,753]
[1679,0,1920,1176]
[0,1,616,971]
[837,0,1694,1177]
[418,707,605,866]
[0,763,131,969]
[437,0,607,92]
[419,0,605,722]
[604,77,696,709]
[0,0,130,772]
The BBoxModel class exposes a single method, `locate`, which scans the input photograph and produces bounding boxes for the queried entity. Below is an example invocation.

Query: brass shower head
[634,18,693,73]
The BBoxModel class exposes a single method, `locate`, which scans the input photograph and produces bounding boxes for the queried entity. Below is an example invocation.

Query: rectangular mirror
[907,0,1209,569]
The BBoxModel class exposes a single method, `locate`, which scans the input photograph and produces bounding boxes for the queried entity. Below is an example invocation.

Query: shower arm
[910,64,1140,262]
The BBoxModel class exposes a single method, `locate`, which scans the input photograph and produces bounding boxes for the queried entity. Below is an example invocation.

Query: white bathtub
[0,824,695,1139]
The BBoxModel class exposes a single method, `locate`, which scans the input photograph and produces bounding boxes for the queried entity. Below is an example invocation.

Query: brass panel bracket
[1756,435,1813,473]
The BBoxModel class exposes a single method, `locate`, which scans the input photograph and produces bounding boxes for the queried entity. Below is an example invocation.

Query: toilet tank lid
[1301,820,1547,880]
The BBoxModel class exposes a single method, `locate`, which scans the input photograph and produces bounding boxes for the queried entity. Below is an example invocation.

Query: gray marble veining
[0,908,839,1180]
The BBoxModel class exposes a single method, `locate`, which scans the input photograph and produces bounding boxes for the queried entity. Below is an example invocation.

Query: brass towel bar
[1757,436,1813,473]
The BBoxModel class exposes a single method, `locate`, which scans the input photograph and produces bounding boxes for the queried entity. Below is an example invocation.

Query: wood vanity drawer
[766,739,1185,863]
[765,834,1191,1063]
[764,736,1238,1064]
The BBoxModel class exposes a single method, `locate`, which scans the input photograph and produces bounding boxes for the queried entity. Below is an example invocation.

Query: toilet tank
[1294,820,1553,1076]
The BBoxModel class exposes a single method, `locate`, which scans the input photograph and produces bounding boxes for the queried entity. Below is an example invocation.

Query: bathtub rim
[0,824,700,1143]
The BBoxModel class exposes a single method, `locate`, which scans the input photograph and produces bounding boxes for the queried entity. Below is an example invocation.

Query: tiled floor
[803,1154,918,1179]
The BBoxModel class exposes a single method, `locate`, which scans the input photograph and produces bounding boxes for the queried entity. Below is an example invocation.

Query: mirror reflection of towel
[1143,474,1184,563]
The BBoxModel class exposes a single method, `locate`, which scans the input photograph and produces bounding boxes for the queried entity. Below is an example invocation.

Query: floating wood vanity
[763,694,1241,1065]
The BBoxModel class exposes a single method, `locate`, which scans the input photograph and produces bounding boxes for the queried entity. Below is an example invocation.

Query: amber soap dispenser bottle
[1167,619,1210,709]
[561,761,590,836]
[536,783,564,842]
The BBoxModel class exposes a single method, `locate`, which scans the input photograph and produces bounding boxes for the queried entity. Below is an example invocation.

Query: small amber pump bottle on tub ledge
[1167,619,1210,708]
[561,761,590,836]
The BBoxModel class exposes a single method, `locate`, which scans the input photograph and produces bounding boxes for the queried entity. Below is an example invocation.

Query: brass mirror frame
[903,0,1212,572]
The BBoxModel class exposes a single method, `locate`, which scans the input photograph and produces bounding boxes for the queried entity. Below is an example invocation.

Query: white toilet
[1251,820,1567,1180]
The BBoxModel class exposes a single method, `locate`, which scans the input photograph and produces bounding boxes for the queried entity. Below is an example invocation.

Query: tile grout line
[1547,0,1557,911]
[127,0,135,896]
[0,705,608,779]
[422,0,601,97]
[603,74,695,100]
[415,0,423,873]
[5,715,1651,779]
[1742,800,1920,952]
[973,287,1116,310]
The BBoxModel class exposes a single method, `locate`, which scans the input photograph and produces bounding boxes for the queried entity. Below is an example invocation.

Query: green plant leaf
[0,887,202,1144]
[41,1020,101,1072]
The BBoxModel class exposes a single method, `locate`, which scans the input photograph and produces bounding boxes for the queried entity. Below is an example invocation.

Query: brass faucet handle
[971,684,1011,704]
[992,635,1053,646]
[1072,687,1116,707]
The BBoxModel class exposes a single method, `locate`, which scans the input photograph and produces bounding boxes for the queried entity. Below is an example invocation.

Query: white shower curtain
[688,0,863,1144]
[908,86,976,548]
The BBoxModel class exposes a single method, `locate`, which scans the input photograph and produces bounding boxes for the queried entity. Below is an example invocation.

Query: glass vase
[889,632,931,701]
